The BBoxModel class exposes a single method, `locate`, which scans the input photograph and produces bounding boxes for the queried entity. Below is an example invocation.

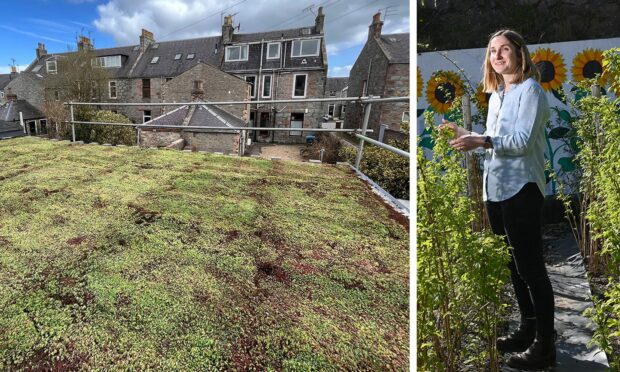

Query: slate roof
[326,77,348,92]
[378,33,410,64]
[0,74,12,90]
[146,104,243,133]
[0,99,45,122]
[0,120,24,135]
[25,23,325,80]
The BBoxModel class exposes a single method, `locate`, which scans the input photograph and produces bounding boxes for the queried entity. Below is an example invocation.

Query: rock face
[418,0,620,51]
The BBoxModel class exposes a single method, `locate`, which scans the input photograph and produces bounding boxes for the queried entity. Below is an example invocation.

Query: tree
[42,46,111,139]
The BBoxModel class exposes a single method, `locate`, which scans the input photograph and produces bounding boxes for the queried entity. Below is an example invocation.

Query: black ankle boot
[497,319,536,353]
[506,338,556,370]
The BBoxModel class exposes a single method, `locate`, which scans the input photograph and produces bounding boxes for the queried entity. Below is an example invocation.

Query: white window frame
[108,80,117,99]
[92,55,121,68]
[402,111,410,123]
[291,39,320,57]
[46,60,57,74]
[292,73,308,98]
[266,42,280,60]
[245,75,257,98]
[143,110,152,123]
[261,75,272,98]
[225,45,249,62]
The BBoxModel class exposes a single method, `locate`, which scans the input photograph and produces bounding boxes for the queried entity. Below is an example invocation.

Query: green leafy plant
[74,110,136,146]
[417,111,510,371]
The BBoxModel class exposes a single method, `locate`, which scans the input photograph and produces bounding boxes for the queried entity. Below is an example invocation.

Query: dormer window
[92,55,122,68]
[187,53,195,60]
[266,43,280,59]
[46,60,57,74]
[291,39,320,57]
[174,54,182,60]
[150,56,159,64]
[225,45,249,62]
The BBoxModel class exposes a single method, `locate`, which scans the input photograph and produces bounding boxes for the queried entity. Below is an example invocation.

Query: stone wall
[380,63,410,132]
[182,131,240,154]
[5,74,45,112]
[140,129,181,147]
[164,63,249,120]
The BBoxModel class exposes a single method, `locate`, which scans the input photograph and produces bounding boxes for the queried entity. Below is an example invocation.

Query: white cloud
[92,0,409,51]
[0,26,71,45]
[329,64,352,78]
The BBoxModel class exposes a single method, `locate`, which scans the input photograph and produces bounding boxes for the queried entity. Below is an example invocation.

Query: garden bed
[0,137,409,370]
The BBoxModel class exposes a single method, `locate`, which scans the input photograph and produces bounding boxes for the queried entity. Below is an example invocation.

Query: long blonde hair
[482,29,540,93]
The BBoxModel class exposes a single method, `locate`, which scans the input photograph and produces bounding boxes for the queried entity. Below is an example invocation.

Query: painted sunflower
[531,48,567,92]
[425,70,464,114]
[417,66,423,101]
[474,82,491,111]
[572,48,606,85]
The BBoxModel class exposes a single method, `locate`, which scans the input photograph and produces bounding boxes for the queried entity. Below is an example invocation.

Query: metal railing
[64,95,410,171]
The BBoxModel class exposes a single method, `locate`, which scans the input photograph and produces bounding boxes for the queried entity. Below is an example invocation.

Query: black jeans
[485,183,555,342]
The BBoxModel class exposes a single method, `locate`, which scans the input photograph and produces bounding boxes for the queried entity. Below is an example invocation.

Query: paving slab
[503,225,609,371]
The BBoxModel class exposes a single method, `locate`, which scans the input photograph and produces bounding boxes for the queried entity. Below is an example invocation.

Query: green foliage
[417,111,510,371]
[75,110,136,146]
[0,137,409,370]
[553,47,620,368]
[339,123,410,199]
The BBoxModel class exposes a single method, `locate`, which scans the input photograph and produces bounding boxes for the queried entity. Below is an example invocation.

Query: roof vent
[133,46,140,51]
[152,43,159,49]
[301,58,307,64]
[301,28,311,35]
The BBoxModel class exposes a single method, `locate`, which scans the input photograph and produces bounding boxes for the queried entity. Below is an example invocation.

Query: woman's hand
[449,134,486,152]
[439,119,469,138]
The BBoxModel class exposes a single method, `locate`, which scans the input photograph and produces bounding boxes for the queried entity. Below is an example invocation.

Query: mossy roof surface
[0,137,409,370]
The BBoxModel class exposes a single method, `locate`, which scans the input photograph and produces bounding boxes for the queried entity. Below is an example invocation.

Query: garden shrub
[339,123,410,199]
[558,47,620,367]
[417,111,510,371]
[74,110,136,146]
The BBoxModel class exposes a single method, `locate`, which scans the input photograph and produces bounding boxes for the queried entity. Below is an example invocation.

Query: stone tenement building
[344,12,410,140]
[18,8,328,144]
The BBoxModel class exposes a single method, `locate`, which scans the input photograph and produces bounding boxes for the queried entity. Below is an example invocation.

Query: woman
[441,29,555,370]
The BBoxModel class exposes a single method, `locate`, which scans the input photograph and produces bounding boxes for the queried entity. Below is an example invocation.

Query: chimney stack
[5,88,17,102]
[315,6,325,34]
[368,12,383,41]
[78,36,93,51]
[36,43,47,60]
[140,29,155,52]
[222,15,234,44]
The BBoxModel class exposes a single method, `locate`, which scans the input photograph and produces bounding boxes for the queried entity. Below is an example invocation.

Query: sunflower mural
[417,66,423,102]
[474,82,491,112]
[572,48,606,86]
[425,70,464,114]
[531,48,567,92]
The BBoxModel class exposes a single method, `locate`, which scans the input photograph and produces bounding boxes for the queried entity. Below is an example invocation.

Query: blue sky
[0,0,410,76]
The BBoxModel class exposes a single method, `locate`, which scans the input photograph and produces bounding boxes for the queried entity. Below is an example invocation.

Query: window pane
[241,46,248,60]
[263,76,271,97]
[301,39,318,56]
[268,43,279,58]
[292,41,301,57]
[227,47,240,60]
[294,75,306,97]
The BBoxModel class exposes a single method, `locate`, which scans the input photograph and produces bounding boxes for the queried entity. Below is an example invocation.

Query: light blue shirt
[483,77,549,202]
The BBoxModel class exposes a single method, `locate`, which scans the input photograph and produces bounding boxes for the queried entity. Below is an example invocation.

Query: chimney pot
[36,43,48,60]
[78,36,93,51]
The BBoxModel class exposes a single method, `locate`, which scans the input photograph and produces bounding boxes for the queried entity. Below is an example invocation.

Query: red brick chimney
[222,15,234,44]
[140,29,155,52]
[315,6,325,34]
[368,12,383,41]
[36,43,47,60]
[78,36,93,51]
